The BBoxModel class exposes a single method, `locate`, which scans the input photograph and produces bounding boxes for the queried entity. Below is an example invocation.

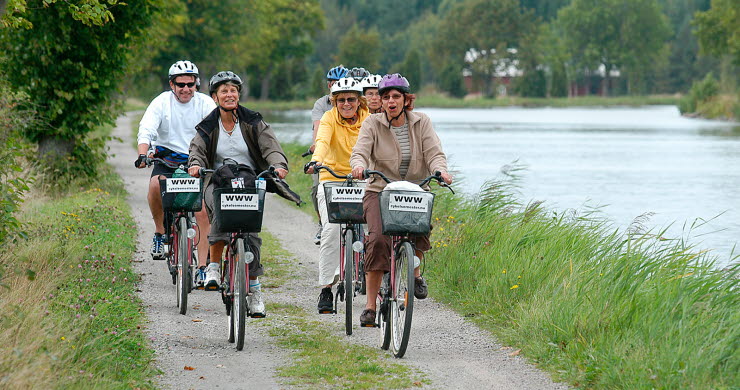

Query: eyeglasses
[174,82,196,88]
[381,93,404,101]
[336,97,358,104]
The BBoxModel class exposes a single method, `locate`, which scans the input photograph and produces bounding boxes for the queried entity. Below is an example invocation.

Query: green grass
[263,303,426,389]
[0,167,157,389]
[425,180,739,389]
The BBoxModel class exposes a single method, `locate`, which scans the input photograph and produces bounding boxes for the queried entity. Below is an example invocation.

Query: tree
[694,0,740,65]
[395,49,423,91]
[1,0,116,28]
[433,0,537,97]
[0,0,162,177]
[556,0,671,95]
[337,25,381,71]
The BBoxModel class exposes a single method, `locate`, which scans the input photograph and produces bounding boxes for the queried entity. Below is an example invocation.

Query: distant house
[462,48,522,97]
[569,64,621,96]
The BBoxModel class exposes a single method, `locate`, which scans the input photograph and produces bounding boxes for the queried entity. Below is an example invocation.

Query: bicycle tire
[380,272,391,350]
[177,217,190,315]
[232,238,247,351]
[225,260,235,343]
[357,225,367,295]
[390,242,415,358]
[344,228,354,336]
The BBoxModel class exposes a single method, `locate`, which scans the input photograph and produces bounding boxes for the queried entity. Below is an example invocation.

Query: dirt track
[108,111,568,389]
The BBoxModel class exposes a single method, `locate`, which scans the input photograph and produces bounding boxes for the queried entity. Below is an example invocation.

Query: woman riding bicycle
[305,77,370,313]
[188,71,298,317]
[350,73,453,327]
[360,74,383,114]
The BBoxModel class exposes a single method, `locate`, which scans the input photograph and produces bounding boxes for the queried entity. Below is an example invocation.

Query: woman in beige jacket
[350,73,453,327]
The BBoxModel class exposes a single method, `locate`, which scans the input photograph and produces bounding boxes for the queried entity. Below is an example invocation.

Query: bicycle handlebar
[146,157,184,170]
[301,149,312,158]
[198,165,280,182]
[310,164,355,181]
[363,169,455,194]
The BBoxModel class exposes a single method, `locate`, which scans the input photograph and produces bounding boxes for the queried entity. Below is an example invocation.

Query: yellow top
[311,106,370,182]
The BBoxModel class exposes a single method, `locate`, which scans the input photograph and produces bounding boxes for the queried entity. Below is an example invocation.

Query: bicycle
[310,164,367,335]
[147,157,202,315]
[363,169,453,358]
[201,165,276,351]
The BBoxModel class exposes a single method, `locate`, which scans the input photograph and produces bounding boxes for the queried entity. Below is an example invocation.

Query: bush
[679,72,719,114]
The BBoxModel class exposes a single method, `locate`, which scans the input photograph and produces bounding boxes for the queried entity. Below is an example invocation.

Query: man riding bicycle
[135,60,215,284]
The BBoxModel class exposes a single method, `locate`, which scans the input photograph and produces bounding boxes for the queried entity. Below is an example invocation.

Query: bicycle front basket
[323,181,366,224]
[379,190,435,235]
[159,175,203,212]
[213,187,266,233]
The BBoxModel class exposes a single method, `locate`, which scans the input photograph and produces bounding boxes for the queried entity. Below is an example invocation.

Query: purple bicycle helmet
[378,73,410,95]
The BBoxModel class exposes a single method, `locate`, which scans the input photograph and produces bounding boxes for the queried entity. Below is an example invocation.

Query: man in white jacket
[135,60,216,279]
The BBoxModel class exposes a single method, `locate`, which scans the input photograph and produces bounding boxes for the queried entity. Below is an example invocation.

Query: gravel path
[108,111,568,390]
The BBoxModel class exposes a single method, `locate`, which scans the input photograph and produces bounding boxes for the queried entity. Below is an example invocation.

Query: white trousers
[317,182,340,286]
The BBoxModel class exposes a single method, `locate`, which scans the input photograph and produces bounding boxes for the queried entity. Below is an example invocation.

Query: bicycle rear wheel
[231,238,247,351]
[390,242,415,358]
[343,228,354,335]
[176,217,190,315]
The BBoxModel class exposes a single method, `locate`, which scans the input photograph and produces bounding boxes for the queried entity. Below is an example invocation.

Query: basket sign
[220,193,259,210]
[388,193,429,213]
[165,178,200,193]
[330,186,364,203]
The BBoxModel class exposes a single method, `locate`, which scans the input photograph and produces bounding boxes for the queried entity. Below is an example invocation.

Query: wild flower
[510,284,519,290]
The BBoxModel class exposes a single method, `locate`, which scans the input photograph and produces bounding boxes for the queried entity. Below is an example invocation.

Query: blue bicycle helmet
[326,65,349,81]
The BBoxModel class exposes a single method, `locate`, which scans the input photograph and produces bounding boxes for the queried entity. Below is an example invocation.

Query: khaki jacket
[350,111,448,193]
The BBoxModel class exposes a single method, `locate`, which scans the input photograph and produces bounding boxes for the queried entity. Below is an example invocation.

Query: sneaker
[317,287,333,314]
[204,263,221,291]
[248,287,266,318]
[194,266,206,289]
[150,233,165,260]
[314,223,322,245]
[414,276,428,299]
[359,309,376,327]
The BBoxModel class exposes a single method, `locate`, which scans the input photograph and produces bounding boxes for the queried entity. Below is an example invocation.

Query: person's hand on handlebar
[134,154,147,169]
[440,171,453,185]
[351,166,365,179]
[304,161,321,175]
[274,168,288,180]
[188,165,201,178]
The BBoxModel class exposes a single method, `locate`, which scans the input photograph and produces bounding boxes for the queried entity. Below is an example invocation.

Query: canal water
[266,105,740,266]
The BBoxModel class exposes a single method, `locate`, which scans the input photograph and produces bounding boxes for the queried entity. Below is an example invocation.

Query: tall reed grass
[426,177,739,388]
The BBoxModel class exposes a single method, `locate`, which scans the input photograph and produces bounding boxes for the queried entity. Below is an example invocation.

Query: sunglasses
[174,82,196,88]
[336,97,358,104]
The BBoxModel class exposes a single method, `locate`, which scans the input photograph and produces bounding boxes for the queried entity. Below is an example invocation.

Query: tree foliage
[1,0,117,28]
[0,0,162,177]
[556,0,671,95]
[337,24,380,72]
[694,0,740,65]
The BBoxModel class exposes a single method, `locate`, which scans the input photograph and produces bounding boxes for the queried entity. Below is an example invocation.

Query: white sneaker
[248,287,266,318]
[204,263,220,291]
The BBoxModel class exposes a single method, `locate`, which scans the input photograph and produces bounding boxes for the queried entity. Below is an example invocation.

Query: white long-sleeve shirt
[137,91,216,154]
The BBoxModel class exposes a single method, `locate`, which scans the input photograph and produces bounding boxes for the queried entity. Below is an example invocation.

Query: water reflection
[269,106,739,265]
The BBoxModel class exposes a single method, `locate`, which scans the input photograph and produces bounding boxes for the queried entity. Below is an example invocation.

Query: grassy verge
[0,167,157,388]
[259,229,426,389]
[282,144,739,388]
[426,182,739,388]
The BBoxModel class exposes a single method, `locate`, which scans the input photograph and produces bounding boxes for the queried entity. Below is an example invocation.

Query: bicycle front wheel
[390,242,415,358]
[231,238,247,351]
[176,217,190,315]
[344,228,354,335]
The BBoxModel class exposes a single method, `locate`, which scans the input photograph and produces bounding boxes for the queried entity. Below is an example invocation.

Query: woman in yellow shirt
[305,77,370,313]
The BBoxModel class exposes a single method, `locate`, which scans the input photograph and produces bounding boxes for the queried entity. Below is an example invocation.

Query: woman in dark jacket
[188,71,299,317]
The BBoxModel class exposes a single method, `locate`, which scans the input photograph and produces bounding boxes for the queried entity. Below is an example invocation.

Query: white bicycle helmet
[360,74,382,90]
[330,77,363,94]
[168,60,199,80]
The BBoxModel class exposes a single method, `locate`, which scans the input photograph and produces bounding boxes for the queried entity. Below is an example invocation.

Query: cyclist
[135,60,215,284]
[360,74,383,114]
[350,73,453,327]
[305,77,370,313]
[309,65,349,245]
[348,67,370,81]
[187,71,299,317]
